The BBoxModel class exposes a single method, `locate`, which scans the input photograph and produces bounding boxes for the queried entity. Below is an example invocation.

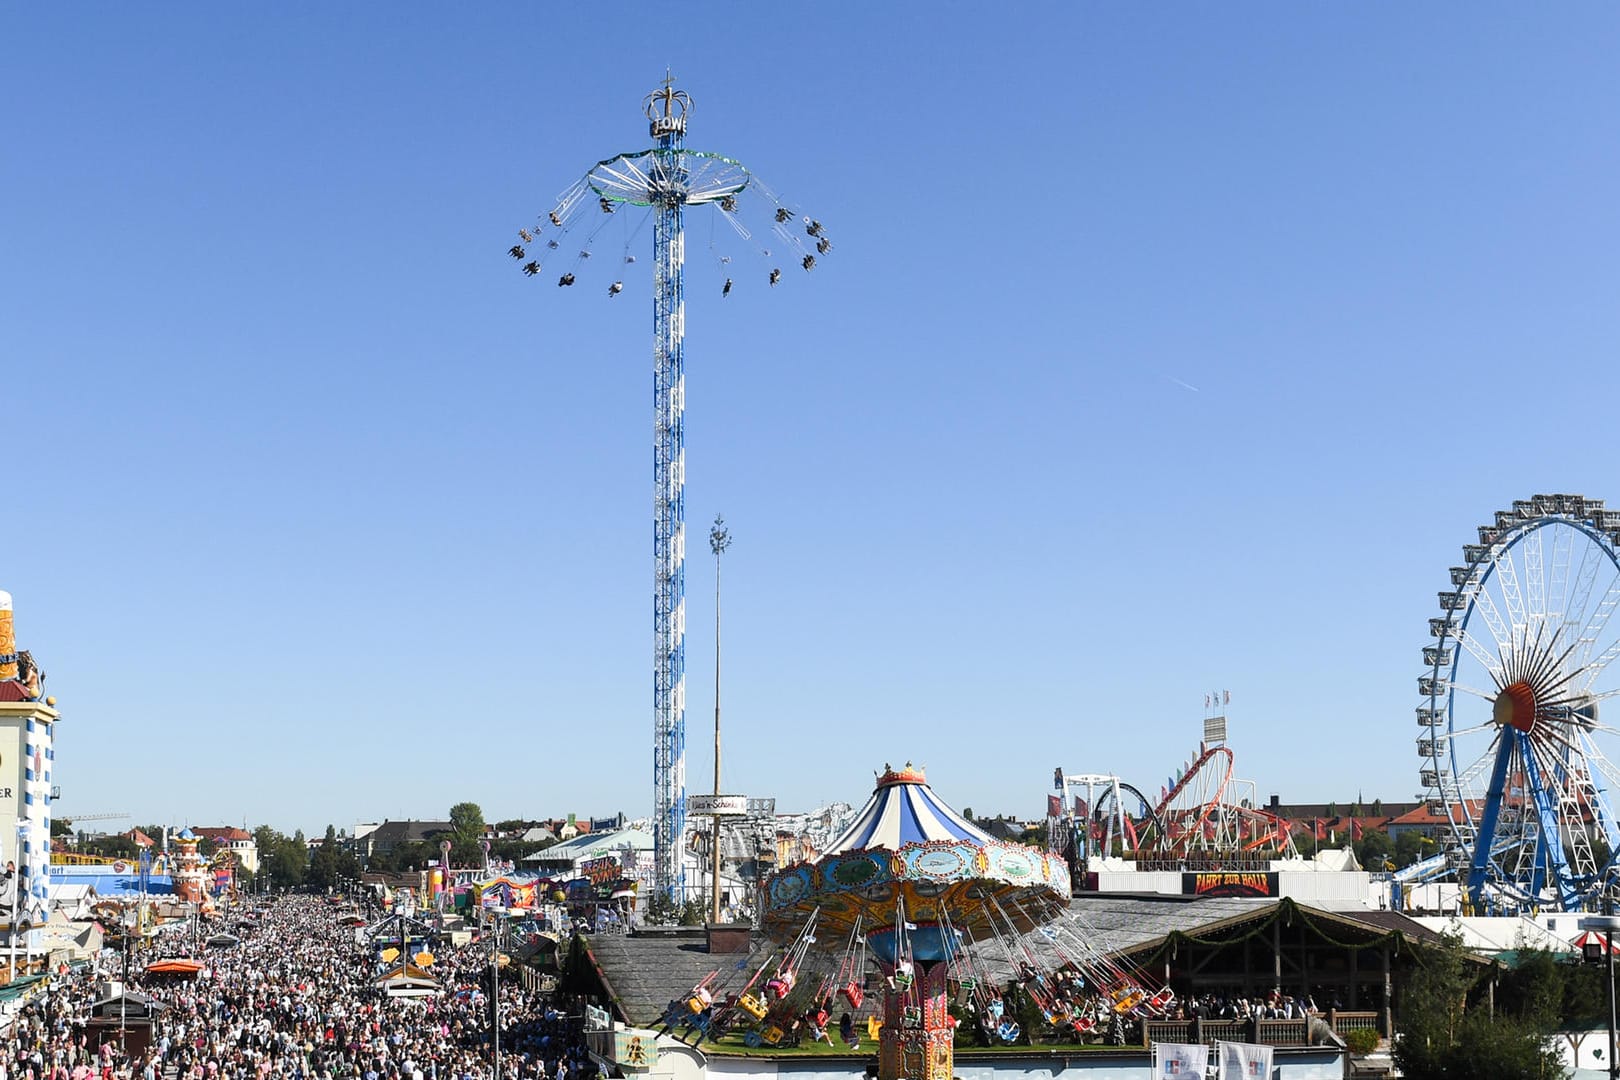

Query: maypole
[513,75,831,907]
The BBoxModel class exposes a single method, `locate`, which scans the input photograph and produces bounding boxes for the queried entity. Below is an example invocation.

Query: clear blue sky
[5,5,1619,835]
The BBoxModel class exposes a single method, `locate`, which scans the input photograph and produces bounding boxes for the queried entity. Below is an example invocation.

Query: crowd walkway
[4,896,599,1080]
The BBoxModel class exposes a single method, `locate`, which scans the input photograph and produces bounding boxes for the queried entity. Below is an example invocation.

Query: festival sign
[1182,871,1279,898]
[688,794,750,816]
[580,856,621,887]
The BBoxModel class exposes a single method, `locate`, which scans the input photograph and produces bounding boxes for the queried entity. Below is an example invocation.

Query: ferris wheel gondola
[1421,494,1620,912]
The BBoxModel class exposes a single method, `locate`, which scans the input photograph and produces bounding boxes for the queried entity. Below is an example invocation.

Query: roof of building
[527,828,653,863]
[369,821,453,845]
[193,827,253,843]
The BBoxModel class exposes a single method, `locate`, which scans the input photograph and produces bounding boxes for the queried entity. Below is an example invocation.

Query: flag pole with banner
[1153,1041,1208,1078]
[1217,1040,1274,1079]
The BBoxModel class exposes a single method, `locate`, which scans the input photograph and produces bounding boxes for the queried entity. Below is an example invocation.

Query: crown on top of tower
[876,761,927,787]
[645,71,690,138]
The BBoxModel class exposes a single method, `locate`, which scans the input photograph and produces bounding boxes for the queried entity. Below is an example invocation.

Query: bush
[1344,1028,1380,1055]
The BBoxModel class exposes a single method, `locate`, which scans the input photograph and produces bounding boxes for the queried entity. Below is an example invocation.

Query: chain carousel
[663,765,1175,1080]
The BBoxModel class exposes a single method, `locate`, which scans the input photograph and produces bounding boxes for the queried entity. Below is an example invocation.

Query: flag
[1217,1039,1273,1079]
[1054,767,1064,790]
[1314,819,1326,841]
[1154,1042,1208,1077]
[1205,694,1211,710]
[1048,795,1063,818]
[1160,785,1169,804]
[1123,816,1139,848]
[1224,690,1230,706]
[1351,819,1364,841]
[1074,797,1088,818]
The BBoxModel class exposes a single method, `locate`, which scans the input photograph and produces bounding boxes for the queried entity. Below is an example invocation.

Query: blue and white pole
[649,82,689,905]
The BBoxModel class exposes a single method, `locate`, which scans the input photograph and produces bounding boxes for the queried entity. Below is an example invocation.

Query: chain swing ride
[658,767,1176,1080]
[509,76,832,902]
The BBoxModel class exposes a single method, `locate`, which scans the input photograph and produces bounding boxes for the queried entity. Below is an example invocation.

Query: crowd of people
[1168,989,1319,1022]
[2,896,598,1080]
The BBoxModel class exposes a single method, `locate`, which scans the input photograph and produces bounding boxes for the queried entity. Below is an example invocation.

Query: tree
[1394,933,1566,1080]
[450,801,487,866]
[1394,829,1433,869]
[1372,798,1384,816]
[1354,829,1394,871]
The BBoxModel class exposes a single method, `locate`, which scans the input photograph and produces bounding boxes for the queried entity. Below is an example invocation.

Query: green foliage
[1326,801,1337,817]
[251,825,310,889]
[307,824,361,890]
[1355,828,1394,870]
[449,801,487,865]
[1343,1028,1379,1055]
[1372,799,1384,816]
[51,818,73,838]
[1394,933,1567,1080]
[1394,829,1434,869]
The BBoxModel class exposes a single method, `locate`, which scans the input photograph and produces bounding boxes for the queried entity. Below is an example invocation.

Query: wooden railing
[1143,1019,1195,1045]
[1255,1018,1308,1046]
[1147,1014,1366,1047]
[1330,1010,1381,1035]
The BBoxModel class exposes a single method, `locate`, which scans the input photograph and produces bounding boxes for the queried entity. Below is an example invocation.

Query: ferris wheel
[1421,494,1620,912]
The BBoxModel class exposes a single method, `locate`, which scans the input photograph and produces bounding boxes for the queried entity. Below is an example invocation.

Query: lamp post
[708,515,732,925]
[1580,911,1620,1078]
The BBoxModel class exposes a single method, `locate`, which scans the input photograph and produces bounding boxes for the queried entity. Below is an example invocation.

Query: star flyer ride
[663,766,1175,1080]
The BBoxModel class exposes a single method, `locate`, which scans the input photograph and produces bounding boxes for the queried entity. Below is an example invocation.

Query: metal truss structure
[1421,494,1620,912]
[512,79,830,902]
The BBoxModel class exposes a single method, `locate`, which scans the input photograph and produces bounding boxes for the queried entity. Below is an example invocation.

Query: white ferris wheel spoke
[1450,682,1499,703]
[1492,541,1529,634]
[1549,524,1575,632]
[1576,570,1620,670]
[1451,623,1506,681]
[1467,579,1514,650]
[1525,528,1548,624]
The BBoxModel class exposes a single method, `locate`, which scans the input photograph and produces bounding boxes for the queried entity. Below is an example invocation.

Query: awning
[1574,930,1620,955]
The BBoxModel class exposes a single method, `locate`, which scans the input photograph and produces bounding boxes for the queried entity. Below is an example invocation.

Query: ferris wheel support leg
[1469,733,1516,913]
[1519,735,1579,910]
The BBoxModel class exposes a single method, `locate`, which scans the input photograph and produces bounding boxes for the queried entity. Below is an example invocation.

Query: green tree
[449,801,487,866]
[1394,829,1433,869]
[1355,829,1394,870]
[1372,798,1384,816]
[1394,933,1566,1080]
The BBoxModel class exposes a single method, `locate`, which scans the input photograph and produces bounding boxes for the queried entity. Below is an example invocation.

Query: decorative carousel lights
[660,766,1175,1080]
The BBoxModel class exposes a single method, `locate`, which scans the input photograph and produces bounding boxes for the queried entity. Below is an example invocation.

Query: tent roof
[823,765,992,854]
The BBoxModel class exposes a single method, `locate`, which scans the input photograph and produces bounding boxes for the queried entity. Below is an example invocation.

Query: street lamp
[708,514,732,925]
[1580,912,1620,1079]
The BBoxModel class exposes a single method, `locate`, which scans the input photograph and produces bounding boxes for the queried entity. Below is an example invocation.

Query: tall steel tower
[512,77,830,904]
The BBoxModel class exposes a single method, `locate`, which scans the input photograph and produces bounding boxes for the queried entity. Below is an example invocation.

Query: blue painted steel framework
[649,90,690,903]
[531,79,818,904]
[1425,502,1620,913]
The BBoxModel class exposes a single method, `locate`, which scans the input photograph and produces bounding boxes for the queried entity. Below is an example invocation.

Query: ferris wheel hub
[1493,680,1537,733]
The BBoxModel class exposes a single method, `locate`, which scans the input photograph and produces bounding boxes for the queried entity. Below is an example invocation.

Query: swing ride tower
[647,79,692,909]
[512,78,832,904]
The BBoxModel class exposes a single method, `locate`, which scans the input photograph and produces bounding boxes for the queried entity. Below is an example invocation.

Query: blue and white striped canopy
[823,766,994,854]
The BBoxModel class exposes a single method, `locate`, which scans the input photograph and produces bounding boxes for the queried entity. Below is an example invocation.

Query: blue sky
[5,5,1620,835]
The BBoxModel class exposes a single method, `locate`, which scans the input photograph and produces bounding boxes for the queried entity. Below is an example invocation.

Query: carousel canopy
[763,765,1070,963]
[823,765,994,854]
